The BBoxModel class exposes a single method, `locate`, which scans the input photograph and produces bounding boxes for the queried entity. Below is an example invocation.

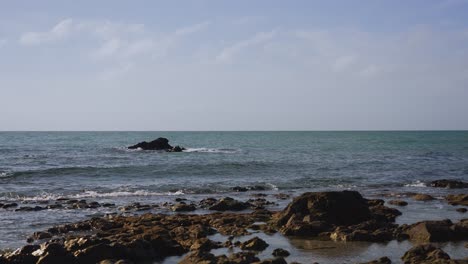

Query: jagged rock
[430,179,468,189]
[276,191,400,240]
[128,137,184,152]
[401,244,452,264]
[239,237,269,251]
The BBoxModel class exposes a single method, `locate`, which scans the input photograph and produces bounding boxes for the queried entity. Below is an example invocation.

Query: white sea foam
[7,190,185,202]
[0,172,10,178]
[404,180,427,187]
[266,183,279,191]
[184,148,238,153]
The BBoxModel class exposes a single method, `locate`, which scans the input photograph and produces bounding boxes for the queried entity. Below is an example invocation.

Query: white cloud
[93,38,121,58]
[216,30,277,62]
[19,18,73,46]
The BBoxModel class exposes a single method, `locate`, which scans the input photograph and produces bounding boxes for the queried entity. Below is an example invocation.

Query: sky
[1,0,468,131]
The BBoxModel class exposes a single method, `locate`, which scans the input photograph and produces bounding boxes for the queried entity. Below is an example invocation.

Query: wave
[404,180,427,187]
[6,190,185,202]
[183,148,239,154]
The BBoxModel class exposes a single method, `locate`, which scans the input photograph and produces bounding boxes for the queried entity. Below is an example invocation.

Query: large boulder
[128,138,184,152]
[430,179,468,189]
[446,194,468,206]
[275,191,401,240]
[277,191,372,227]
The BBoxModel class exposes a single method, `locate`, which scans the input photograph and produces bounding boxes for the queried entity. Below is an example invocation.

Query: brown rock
[240,237,269,251]
[401,244,451,264]
[456,208,467,213]
[171,203,196,212]
[359,256,392,264]
[403,219,468,242]
[411,194,435,201]
[446,194,468,206]
[272,248,290,257]
[208,197,250,211]
[388,200,408,206]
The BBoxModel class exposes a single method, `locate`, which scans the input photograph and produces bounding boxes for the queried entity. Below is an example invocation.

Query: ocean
[1,131,467,262]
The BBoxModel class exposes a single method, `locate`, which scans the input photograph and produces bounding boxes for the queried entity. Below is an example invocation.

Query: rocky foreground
[1,187,467,264]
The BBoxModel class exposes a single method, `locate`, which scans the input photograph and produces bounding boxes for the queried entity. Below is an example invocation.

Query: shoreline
[1,180,467,264]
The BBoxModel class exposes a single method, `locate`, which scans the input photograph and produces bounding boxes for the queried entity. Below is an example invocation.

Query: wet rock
[247,198,276,209]
[359,256,392,264]
[128,137,184,152]
[388,200,408,206]
[240,237,269,251]
[411,194,435,201]
[189,238,221,252]
[401,244,452,264]
[430,179,468,189]
[403,219,468,242]
[272,248,290,257]
[171,203,196,212]
[233,186,249,192]
[445,194,468,206]
[456,208,467,213]
[208,197,250,211]
[199,197,217,208]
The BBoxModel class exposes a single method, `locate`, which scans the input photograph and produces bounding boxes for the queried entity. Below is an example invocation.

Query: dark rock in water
[430,179,468,189]
[388,200,408,206]
[128,137,185,152]
[36,243,76,264]
[456,208,467,213]
[411,194,435,201]
[403,219,468,242]
[239,236,269,251]
[401,244,452,264]
[272,248,290,257]
[1,203,18,209]
[208,197,250,211]
[359,256,392,264]
[445,194,468,206]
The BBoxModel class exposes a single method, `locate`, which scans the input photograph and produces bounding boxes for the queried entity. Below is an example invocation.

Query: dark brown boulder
[446,194,468,206]
[430,179,468,189]
[277,191,372,227]
[272,248,290,257]
[388,200,408,206]
[411,194,435,201]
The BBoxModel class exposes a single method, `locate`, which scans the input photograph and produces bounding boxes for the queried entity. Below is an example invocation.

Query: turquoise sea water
[0,131,467,260]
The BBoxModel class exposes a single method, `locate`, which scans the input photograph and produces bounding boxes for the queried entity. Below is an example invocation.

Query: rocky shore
[0,179,467,264]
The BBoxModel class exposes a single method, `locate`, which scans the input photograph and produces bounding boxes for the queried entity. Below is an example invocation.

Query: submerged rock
[411,194,435,201]
[128,137,184,152]
[446,194,468,206]
[272,248,290,257]
[388,200,408,206]
[430,179,468,189]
